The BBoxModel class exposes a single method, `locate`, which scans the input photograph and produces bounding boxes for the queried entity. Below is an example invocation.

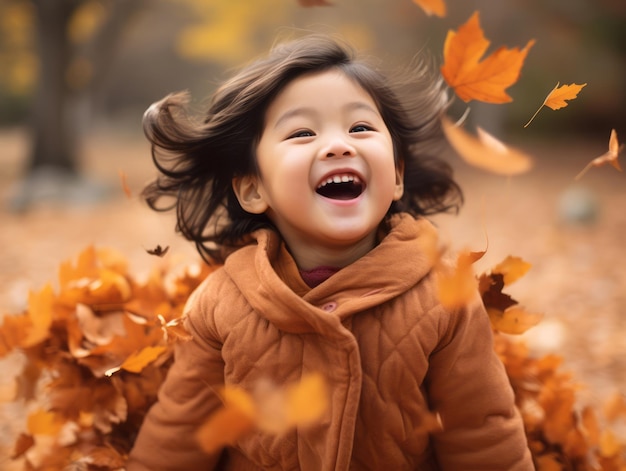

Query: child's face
[233,69,403,269]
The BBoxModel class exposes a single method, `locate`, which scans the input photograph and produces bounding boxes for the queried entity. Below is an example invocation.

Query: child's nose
[321,136,356,159]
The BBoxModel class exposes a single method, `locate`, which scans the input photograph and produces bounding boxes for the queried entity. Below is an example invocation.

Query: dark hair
[142,34,463,264]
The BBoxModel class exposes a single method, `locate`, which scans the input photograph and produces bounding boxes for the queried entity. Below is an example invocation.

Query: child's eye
[288,129,315,139]
[350,124,373,133]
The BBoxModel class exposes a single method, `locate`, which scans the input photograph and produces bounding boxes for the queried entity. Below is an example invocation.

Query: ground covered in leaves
[0,127,625,468]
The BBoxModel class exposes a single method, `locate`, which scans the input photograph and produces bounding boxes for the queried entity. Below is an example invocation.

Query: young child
[127,35,533,470]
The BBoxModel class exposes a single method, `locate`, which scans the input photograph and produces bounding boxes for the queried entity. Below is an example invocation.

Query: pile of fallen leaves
[1,246,625,470]
[0,246,215,469]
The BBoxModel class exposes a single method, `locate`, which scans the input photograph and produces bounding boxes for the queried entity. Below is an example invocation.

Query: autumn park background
[0,0,625,469]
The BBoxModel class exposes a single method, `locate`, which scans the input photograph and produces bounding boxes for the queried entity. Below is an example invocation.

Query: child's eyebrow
[274,101,380,129]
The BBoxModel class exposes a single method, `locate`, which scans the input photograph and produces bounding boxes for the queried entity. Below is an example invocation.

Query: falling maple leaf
[479,256,542,335]
[412,0,446,17]
[118,170,132,198]
[491,255,532,285]
[575,128,623,181]
[146,244,170,257]
[436,248,485,309]
[442,117,533,176]
[524,82,587,128]
[440,11,535,103]
[197,373,328,453]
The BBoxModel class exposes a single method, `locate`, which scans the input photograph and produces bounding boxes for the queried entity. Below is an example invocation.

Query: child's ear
[393,161,404,201]
[232,175,269,214]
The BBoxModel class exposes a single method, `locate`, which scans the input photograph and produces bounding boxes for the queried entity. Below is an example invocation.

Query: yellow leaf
[488,306,542,335]
[118,345,168,374]
[412,0,446,17]
[196,406,255,454]
[197,374,328,453]
[492,255,532,286]
[222,386,257,419]
[441,11,534,103]
[599,430,621,457]
[286,373,327,425]
[196,385,257,453]
[442,117,533,176]
[575,128,623,181]
[524,82,586,127]
[535,454,563,471]
[436,250,479,309]
[23,284,55,347]
[27,409,64,436]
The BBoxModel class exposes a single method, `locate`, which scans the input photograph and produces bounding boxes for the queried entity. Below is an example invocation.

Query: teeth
[318,174,360,189]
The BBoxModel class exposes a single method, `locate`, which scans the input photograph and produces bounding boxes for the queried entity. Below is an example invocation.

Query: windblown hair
[142,34,463,263]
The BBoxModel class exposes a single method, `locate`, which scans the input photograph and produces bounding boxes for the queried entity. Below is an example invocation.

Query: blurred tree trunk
[27,0,147,175]
[29,0,82,173]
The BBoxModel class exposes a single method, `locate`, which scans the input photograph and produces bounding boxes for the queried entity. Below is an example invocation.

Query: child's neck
[285,231,377,271]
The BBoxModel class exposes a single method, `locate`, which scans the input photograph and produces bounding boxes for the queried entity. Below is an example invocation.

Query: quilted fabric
[127,214,533,471]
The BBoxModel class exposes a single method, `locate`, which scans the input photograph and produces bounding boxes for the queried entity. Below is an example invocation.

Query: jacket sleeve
[426,295,535,471]
[126,281,226,471]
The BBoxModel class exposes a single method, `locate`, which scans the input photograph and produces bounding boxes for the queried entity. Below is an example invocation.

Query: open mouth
[316,174,365,200]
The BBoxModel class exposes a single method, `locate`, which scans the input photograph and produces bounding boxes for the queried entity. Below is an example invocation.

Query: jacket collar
[224,214,439,336]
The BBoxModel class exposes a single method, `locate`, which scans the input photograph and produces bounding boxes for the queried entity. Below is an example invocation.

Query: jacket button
[321,301,337,312]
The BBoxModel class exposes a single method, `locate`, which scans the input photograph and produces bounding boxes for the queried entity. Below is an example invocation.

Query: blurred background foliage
[0,0,624,204]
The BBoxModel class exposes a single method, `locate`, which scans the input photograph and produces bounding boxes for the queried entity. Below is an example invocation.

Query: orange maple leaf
[479,256,542,335]
[524,82,587,127]
[412,0,446,17]
[441,11,535,103]
[575,128,623,181]
[104,345,168,376]
[442,117,533,176]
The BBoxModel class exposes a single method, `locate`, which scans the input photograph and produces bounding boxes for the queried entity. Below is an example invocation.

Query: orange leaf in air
[575,128,623,181]
[442,117,533,176]
[412,0,446,17]
[197,374,328,453]
[479,256,542,335]
[492,255,532,286]
[441,11,535,103]
[524,82,587,128]
[118,170,132,198]
[284,373,328,426]
[436,249,484,309]
[197,386,256,453]
[487,306,543,335]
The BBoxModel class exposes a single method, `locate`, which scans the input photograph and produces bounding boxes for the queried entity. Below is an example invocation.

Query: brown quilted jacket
[127,214,534,471]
